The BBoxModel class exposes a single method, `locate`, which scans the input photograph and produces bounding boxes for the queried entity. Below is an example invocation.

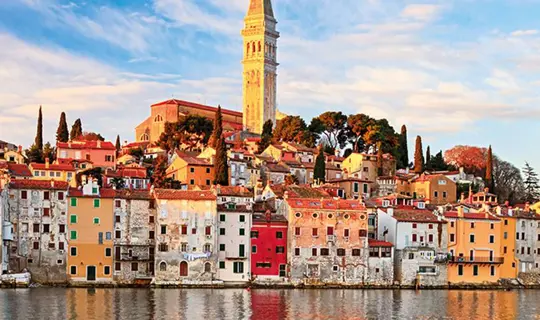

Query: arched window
[140,133,149,141]
[246,43,250,55]
[159,261,167,271]
[204,262,211,273]
[154,115,163,122]
[252,42,256,54]
[258,41,262,52]
[180,261,188,277]
[203,243,211,252]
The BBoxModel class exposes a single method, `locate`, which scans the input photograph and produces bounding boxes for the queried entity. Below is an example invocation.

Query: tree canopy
[56,112,69,143]
[70,119,83,141]
[157,115,213,152]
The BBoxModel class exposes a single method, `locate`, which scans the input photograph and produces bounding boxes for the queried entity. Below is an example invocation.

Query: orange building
[398,174,457,205]
[166,151,214,186]
[57,140,116,170]
[444,207,503,284]
[498,212,519,278]
[67,181,115,283]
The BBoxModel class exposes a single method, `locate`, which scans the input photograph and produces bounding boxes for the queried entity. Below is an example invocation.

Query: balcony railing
[448,256,504,264]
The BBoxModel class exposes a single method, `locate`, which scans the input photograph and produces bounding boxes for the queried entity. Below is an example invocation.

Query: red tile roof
[245,137,261,143]
[151,99,243,117]
[7,163,33,177]
[392,207,444,223]
[216,186,253,197]
[69,188,117,198]
[368,239,394,247]
[253,213,288,224]
[9,179,69,190]
[287,198,365,210]
[282,142,316,153]
[444,211,500,221]
[154,189,216,201]
[57,140,116,150]
[30,162,76,172]
[175,152,212,166]
[115,190,152,200]
[105,167,147,179]
[265,162,290,173]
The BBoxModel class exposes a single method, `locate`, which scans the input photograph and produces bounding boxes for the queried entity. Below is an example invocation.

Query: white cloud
[400,4,443,22]
[511,29,538,36]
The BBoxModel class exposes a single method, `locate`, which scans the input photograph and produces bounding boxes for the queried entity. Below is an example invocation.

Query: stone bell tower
[242,0,279,134]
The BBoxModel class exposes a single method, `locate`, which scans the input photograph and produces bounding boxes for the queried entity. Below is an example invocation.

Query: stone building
[377,206,448,286]
[153,189,218,285]
[113,190,156,285]
[280,197,369,286]
[215,186,253,283]
[229,150,253,187]
[513,210,540,272]
[7,179,69,283]
[366,239,394,285]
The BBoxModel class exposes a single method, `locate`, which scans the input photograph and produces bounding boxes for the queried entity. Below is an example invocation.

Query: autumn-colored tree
[214,134,229,186]
[273,116,315,147]
[486,145,494,192]
[425,146,432,171]
[284,174,299,186]
[56,112,69,143]
[309,111,348,153]
[444,145,488,176]
[79,132,105,141]
[397,125,409,169]
[209,105,223,149]
[151,155,169,187]
[257,120,273,154]
[414,136,424,174]
[314,147,326,183]
[70,118,83,141]
[157,115,213,152]
[347,113,374,153]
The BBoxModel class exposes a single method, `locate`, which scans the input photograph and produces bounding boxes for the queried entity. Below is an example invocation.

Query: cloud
[511,29,538,36]
[400,4,443,22]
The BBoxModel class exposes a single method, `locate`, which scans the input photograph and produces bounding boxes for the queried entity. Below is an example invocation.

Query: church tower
[242,0,279,134]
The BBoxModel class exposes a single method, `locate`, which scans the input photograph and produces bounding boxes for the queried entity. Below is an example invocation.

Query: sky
[0,0,539,170]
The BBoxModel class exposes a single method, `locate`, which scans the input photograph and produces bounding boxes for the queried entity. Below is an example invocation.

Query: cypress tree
[214,134,229,186]
[257,120,273,154]
[486,145,494,192]
[209,106,223,149]
[70,118,83,141]
[115,135,121,156]
[414,135,424,174]
[314,146,326,183]
[56,112,69,142]
[425,146,432,171]
[397,125,409,169]
[36,106,43,150]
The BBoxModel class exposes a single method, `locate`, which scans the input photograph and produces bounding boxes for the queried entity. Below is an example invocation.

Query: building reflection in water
[446,291,518,319]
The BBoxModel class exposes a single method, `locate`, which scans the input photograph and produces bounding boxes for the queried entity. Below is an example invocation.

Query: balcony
[448,256,504,264]
[225,251,247,260]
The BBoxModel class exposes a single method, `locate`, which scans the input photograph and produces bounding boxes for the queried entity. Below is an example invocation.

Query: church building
[135,0,280,142]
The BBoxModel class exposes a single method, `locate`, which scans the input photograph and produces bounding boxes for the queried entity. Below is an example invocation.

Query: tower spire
[247,0,275,18]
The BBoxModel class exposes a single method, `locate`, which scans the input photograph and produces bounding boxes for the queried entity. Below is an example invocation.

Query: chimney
[97,140,102,148]
[387,207,394,216]
[45,158,50,169]
[50,180,55,188]
[457,206,464,218]
[18,145,22,153]
[265,210,271,223]
[216,184,221,196]
[525,202,531,213]
[508,208,513,217]
[460,192,465,203]
[284,191,289,200]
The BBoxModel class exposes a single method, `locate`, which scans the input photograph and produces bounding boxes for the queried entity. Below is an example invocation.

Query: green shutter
[220,215,226,222]
[92,187,98,194]
[239,228,245,236]
[219,261,225,269]
[93,199,100,208]
[70,230,77,240]
[70,215,77,224]
[70,198,77,207]
[219,244,225,251]
[239,215,245,222]
[93,217,100,224]
[239,244,245,257]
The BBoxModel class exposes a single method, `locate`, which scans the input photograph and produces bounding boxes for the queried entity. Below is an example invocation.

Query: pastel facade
[153,189,218,285]
[104,165,149,190]
[166,152,214,186]
[398,174,457,205]
[251,210,288,282]
[67,181,115,283]
[57,140,116,170]
[29,159,76,185]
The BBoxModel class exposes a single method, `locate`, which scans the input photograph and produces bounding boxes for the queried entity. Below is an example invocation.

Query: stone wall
[366,257,394,285]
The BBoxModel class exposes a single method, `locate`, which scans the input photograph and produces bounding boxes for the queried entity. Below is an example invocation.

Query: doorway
[87,266,96,281]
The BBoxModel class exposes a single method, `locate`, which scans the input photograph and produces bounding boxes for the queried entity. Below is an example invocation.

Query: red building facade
[251,212,288,280]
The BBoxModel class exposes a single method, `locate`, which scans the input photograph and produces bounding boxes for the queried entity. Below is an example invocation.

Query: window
[312,248,318,256]
[276,246,285,254]
[43,191,50,200]
[115,215,121,223]
[490,266,495,276]
[233,262,244,274]
[219,261,225,269]
[220,228,226,236]
[382,247,392,257]
[115,200,121,208]
[105,248,112,257]
[458,265,463,276]
[490,223,494,230]
[352,249,361,256]
[353,183,359,193]
[428,234,434,243]
[70,215,77,224]
[239,215,245,222]
[21,191,27,199]
[220,215,226,222]
[252,246,257,253]
[115,263,121,271]
[469,234,475,243]
[276,231,283,239]
[504,232,508,239]
[359,229,367,237]
[450,234,455,242]
[158,243,168,252]
[239,244,245,257]
[320,248,329,256]
[412,223,417,229]
[59,242,64,250]
[327,227,334,236]
[33,242,39,250]
[115,231,121,239]
[161,225,167,235]
[192,228,197,235]
[70,266,77,275]
[295,248,300,256]
[450,221,454,228]
[473,265,479,276]
[181,225,188,235]
[205,226,211,236]
[42,207,50,216]
[369,248,379,257]
[33,223,40,233]
[70,247,77,256]
[470,222,475,229]
[131,263,139,272]
[190,179,195,185]
[408,253,414,259]
[312,228,318,237]
[206,168,210,174]
[43,224,50,233]
[489,235,495,243]
[190,168,195,173]
[104,266,111,275]
[434,191,438,198]
[337,248,346,256]
[159,262,167,271]
[239,228,245,236]
[70,231,77,240]
[412,234,417,242]
[93,217,100,225]
[93,199,100,208]
[250,231,259,238]
[344,229,350,238]
[505,220,508,226]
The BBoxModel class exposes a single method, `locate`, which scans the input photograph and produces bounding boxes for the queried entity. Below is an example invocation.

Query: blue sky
[0,0,539,171]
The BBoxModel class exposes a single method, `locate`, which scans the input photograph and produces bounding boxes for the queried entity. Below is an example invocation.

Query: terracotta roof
[282,142,315,153]
[154,189,216,201]
[57,158,93,165]
[253,201,276,213]
[392,207,444,223]
[7,163,33,177]
[105,167,147,179]
[281,160,304,168]
[69,188,117,198]
[123,141,148,149]
[30,162,76,172]
[444,211,500,221]
[328,177,372,183]
[368,239,393,247]
[151,99,243,117]
[115,190,152,200]
[287,198,365,210]
[9,179,69,190]
[245,137,261,143]
[174,151,212,166]
[413,174,449,183]
[265,162,290,173]
[216,186,253,197]
[217,204,252,212]
[253,213,288,224]
[57,140,116,150]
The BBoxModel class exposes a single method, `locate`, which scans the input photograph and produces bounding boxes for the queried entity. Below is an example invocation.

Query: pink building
[56,140,116,170]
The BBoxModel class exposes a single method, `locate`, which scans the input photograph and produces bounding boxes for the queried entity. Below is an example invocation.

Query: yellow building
[29,158,76,186]
[397,174,457,205]
[445,207,503,284]
[67,180,115,283]
[166,151,214,186]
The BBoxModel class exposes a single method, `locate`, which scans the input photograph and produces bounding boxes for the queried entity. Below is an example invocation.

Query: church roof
[151,99,242,117]
[247,0,274,18]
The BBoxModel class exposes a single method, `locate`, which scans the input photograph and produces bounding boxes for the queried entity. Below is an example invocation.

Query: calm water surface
[0,288,535,320]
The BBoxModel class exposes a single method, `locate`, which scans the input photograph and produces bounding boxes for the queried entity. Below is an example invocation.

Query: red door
[180,261,188,277]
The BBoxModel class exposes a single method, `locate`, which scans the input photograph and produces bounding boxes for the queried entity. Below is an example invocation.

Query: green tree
[523,162,540,202]
[257,120,273,154]
[27,106,44,163]
[129,147,144,159]
[486,145,494,193]
[111,177,126,190]
[36,106,43,150]
[43,142,56,162]
[314,147,326,183]
[214,134,229,186]
[79,132,105,141]
[431,151,448,171]
[76,167,103,187]
[414,135,424,174]
[425,146,432,171]
[397,125,409,169]
[70,118,83,141]
[115,135,121,157]
[377,142,384,176]
[209,105,223,149]
[56,112,69,143]
[273,116,314,147]
[26,145,44,164]
[157,115,214,152]
[309,111,348,153]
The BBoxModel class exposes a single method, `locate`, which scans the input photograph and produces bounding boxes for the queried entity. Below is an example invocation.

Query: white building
[215,186,253,283]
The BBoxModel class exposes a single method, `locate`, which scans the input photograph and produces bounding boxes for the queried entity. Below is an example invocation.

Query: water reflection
[0,288,535,319]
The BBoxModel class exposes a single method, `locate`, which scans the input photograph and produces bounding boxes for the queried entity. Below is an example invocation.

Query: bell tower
[242,0,279,134]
